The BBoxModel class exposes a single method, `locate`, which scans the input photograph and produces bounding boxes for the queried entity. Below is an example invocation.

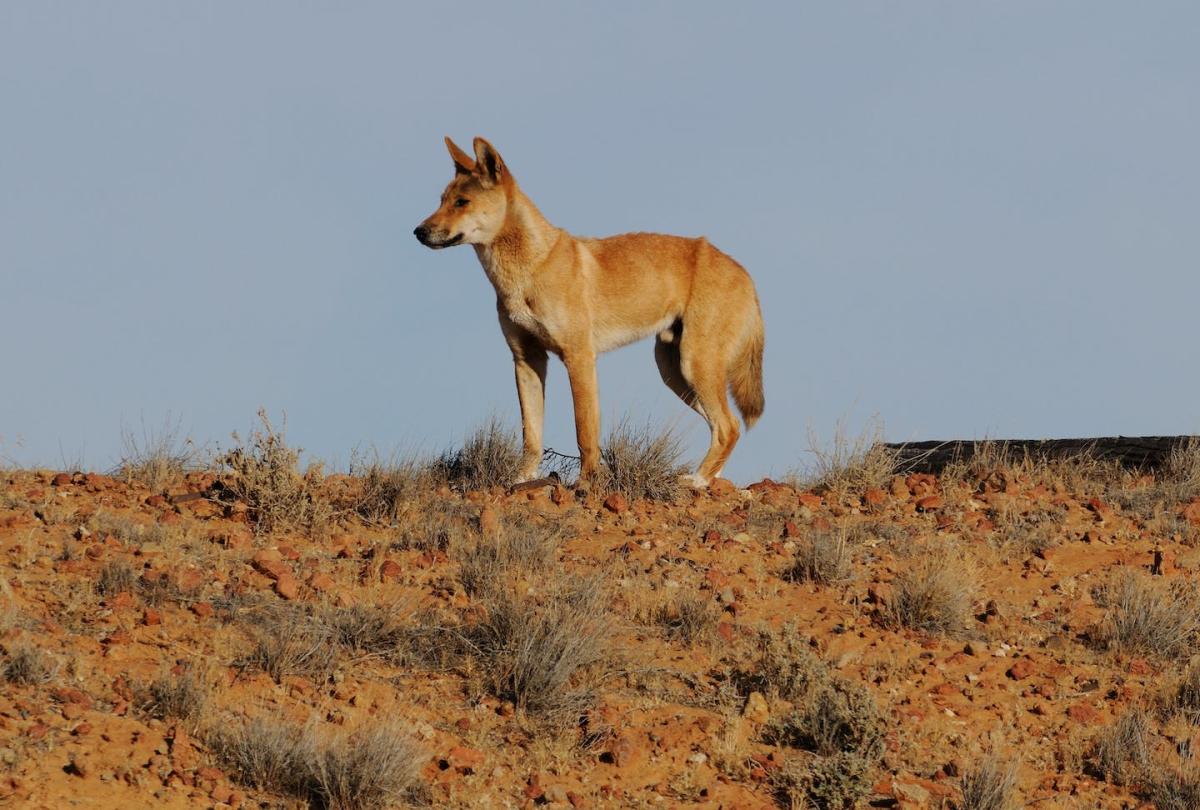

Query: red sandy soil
[1,464,1198,809]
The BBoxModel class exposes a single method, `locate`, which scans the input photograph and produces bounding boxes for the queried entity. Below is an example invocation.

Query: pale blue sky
[2,3,1197,482]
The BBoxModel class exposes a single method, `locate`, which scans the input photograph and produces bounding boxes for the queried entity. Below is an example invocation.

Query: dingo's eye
[454,198,470,208]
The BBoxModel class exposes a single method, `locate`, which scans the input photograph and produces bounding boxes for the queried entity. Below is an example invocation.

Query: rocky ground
[2,440,1200,809]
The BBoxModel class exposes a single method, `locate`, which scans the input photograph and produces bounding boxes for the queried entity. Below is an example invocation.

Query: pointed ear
[445,136,474,175]
[473,137,506,186]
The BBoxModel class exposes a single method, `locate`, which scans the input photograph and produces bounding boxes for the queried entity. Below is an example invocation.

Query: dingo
[415,137,765,488]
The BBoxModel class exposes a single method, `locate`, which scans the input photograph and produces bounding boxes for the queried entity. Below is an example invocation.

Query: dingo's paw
[680,473,710,490]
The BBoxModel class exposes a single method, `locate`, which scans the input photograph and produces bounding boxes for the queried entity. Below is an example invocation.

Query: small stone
[143,608,162,626]
[915,494,943,512]
[1007,658,1035,680]
[274,573,299,600]
[191,602,214,619]
[708,478,736,497]
[1067,703,1101,725]
[743,691,769,724]
[379,560,403,581]
[603,493,629,514]
[51,472,72,487]
[308,573,336,593]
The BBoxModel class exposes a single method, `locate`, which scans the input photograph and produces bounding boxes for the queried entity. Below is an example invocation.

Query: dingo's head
[414,137,510,249]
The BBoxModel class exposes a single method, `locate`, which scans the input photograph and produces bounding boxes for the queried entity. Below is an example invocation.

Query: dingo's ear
[445,136,474,175]
[473,137,506,186]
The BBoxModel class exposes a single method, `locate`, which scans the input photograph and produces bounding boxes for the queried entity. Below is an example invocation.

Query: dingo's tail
[729,316,765,429]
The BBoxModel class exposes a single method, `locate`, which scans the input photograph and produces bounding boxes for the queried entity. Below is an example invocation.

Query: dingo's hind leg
[678,330,740,488]
[654,323,707,421]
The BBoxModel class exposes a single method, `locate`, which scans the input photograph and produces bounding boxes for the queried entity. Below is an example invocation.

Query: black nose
[413,225,429,243]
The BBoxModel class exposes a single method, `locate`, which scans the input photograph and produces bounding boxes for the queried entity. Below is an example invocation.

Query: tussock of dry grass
[208,716,425,809]
[885,554,975,637]
[799,419,898,497]
[457,516,564,597]
[653,593,719,646]
[464,578,612,721]
[139,668,209,728]
[599,418,686,501]
[238,604,340,683]
[1093,568,1200,659]
[957,754,1018,810]
[349,449,431,525]
[218,409,327,534]
[2,645,54,685]
[96,559,138,597]
[115,415,203,491]
[1091,709,1150,786]
[786,528,852,585]
[431,416,522,491]
[756,625,885,810]
[1145,762,1200,810]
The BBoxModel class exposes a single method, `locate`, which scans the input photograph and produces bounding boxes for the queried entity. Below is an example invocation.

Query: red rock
[143,608,162,626]
[191,602,214,619]
[708,478,736,497]
[1182,499,1200,526]
[716,622,735,643]
[277,544,300,561]
[797,492,822,510]
[782,521,802,539]
[175,568,204,593]
[251,551,288,581]
[523,774,544,800]
[567,791,589,809]
[915,495,943,512]
[1128,658,1153,676]
[608,732,642,768]
[1067,703,1101,725]
[274,573,299,600]
[308,573,336,592]
[446,745,485,771]
[379,559,403,581]
[603,493,629,514]
[51,473,72,487]
[71,723,92,736]
[61,702,83,720]
[210,784,233,803]
[108,591,135,610]
[1007,658,1035,680]
[145,494,169,508]
[704,567,730,589]
[703,529,722,545]
[864,488,887,507]
[196,766,223,782]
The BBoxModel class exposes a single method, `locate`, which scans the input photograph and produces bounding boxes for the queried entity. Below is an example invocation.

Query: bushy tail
[729,315,765,429]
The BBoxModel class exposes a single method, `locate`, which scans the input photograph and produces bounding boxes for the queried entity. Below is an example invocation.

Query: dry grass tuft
[758,631,885,810]
[218,409,327,534]
[800,419,898,497]
[349,449,431,525]
[1093,568,1200,659]
[430,416,522,491]
[885,554,975,637]
[139,668,209,728]
[653,593,720,646]
[786,528,853,585]
[457,516,564,597]
[238,604,339,683]
[599,417,687,501]
[391,496,478,553]
[1144,761,1200,810]
[463,578,612,721]
[209,716,424,809]
[2,645,54,685]
[957,754,1019,810]
[1090,709,1151,786]
[115,415,203,491]
[1162,436,1200,504]
[96,559,139,597]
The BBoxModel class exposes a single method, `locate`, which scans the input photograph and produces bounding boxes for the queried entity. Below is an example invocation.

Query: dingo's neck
[474,188,563,294]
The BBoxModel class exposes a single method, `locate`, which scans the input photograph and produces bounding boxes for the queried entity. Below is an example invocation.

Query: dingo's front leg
[503,320,548,483]
[562,348,601,483]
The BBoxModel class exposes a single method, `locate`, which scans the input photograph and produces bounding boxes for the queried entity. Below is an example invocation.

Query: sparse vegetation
[1093,568,1200,659]
[430,416,522,491]
[218,409,327,533]
[885,553,975,636]
[115,415,203,491]
[1091,709,1150,786]
[138,668,208,728]
[350,449,430,525]
[653,593,719,645]
[599,417,686,501]
[463,578,612,721]
[237,604,339,683]
[2,645,54,685]
[96,559,139,597]
[800,419,898,496]
[786,528,852,584]
[1144,761,1200,810]
[209,716,424,809]
[457,515,564,597]
[957,754,1018,810]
